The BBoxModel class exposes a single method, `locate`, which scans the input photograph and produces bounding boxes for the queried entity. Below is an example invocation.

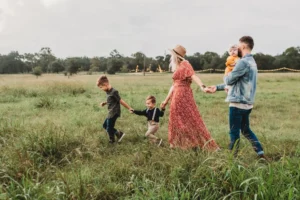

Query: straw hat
[169,45,186,60]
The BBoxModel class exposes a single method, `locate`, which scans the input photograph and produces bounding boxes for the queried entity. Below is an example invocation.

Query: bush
[34,96,56,109]
[32,66,42,78]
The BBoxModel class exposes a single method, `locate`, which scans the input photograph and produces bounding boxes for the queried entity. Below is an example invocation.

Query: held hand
[224,87,229,94]
[204,86,217,94]
[160,101,168,109]
[200,85,206,92]
[129,109,134,114]
[100,102,107,107]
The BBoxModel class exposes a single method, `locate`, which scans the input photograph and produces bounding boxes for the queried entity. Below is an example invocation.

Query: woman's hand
[199,84,206,92]
[160,101,168,109]
[204,86,217,93]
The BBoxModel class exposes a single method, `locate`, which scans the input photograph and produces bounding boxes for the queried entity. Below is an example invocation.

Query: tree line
[1,46,300,75]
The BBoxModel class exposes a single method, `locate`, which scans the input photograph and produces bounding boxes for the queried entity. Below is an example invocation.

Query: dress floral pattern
[168,60,219,150]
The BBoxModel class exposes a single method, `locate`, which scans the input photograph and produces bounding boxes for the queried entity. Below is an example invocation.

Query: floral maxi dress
[168,60,219,150]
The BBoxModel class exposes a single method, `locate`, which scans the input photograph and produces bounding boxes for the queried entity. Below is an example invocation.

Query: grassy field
[0,73,299,200]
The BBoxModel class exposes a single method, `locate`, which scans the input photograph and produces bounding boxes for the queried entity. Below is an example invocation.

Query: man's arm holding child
[224,60,248,85]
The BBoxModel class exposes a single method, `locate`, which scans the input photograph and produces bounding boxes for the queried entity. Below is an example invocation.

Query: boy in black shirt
[131,96,164,146]
[97,76,133,143]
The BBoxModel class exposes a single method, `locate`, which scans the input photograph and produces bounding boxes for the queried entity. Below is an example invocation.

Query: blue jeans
[103,114,119,142]
[229,107,264,155]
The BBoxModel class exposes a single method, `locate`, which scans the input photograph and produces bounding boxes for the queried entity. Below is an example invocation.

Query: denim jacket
[216,54,257,105]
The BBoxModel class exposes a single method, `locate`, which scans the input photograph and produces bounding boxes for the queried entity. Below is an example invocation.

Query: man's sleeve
[224,60,249,85]
[216,84,226,91]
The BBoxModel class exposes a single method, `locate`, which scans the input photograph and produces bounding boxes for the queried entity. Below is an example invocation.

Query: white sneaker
[117,131,125,142]
[157,139,163,147]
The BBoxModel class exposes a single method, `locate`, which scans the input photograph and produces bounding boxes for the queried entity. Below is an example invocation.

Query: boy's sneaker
[157,139,163,147]
[117,131,125,142]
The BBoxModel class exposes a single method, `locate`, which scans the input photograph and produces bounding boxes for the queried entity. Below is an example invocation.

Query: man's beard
[238,48,243,57]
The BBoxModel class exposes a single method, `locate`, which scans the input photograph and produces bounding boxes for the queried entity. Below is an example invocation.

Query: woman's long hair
[169,51,184,72]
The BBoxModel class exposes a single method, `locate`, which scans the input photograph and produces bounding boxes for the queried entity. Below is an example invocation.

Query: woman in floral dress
[161,45,219,150]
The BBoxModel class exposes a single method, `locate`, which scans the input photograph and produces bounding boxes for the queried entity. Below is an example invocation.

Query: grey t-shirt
[106,88,121,118]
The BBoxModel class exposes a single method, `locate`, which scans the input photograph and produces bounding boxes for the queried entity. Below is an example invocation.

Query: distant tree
[110,49,123,58]
[65,58,81,75]
[77,56,91,71]
[90,57,101,72]
[254,53,276,70]
[106,50,124,74]
[49,60,65,73]
[132,52,146,71]
[24,53,39,72]
[123,57,137,71]
[281,47,300,69]
[37,47,56,72]
[186,52,204,71]
[99,57,108,72]
[107,58,123,74]
[32,66,42,78]
[202,52,220,70]
[0,51,26,74]
[120,65,129,73]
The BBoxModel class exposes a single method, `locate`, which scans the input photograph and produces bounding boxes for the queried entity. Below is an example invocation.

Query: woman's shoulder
[180,60,193,69]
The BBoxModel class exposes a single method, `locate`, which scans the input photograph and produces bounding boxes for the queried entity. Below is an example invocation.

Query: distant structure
[136,65,139,73]
[158,65,163,73]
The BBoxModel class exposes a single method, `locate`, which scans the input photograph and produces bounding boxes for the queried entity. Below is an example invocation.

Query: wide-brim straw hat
[169,45,186,60]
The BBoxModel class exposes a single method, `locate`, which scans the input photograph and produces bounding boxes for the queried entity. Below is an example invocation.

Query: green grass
[0,73,299,199]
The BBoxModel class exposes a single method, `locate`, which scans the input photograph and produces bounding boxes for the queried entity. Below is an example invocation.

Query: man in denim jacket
[206,36,266,159]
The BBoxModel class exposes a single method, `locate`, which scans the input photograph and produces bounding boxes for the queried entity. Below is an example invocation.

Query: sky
[0,0,299,58]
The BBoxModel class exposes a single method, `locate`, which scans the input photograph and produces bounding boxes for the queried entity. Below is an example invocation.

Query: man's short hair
[146,95,156,104]
[239,36,254,50]
[97,75,109,86]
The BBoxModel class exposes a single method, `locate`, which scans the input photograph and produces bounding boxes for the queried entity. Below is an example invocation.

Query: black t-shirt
[106,88,121,118]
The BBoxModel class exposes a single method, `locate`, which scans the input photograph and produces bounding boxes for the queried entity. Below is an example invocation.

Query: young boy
[97,75,133,144]
[130,95,164,146]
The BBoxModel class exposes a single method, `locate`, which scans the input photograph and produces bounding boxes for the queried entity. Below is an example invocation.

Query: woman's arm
[161,86,174,108]
[191,74,206,91]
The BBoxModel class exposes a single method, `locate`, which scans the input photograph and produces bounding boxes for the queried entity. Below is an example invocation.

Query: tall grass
[0,73,299,199]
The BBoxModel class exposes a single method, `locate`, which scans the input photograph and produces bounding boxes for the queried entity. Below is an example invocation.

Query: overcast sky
[0,0,299,58]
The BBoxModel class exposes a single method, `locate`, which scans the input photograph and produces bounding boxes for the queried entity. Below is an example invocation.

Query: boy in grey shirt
[97,76,133,143]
